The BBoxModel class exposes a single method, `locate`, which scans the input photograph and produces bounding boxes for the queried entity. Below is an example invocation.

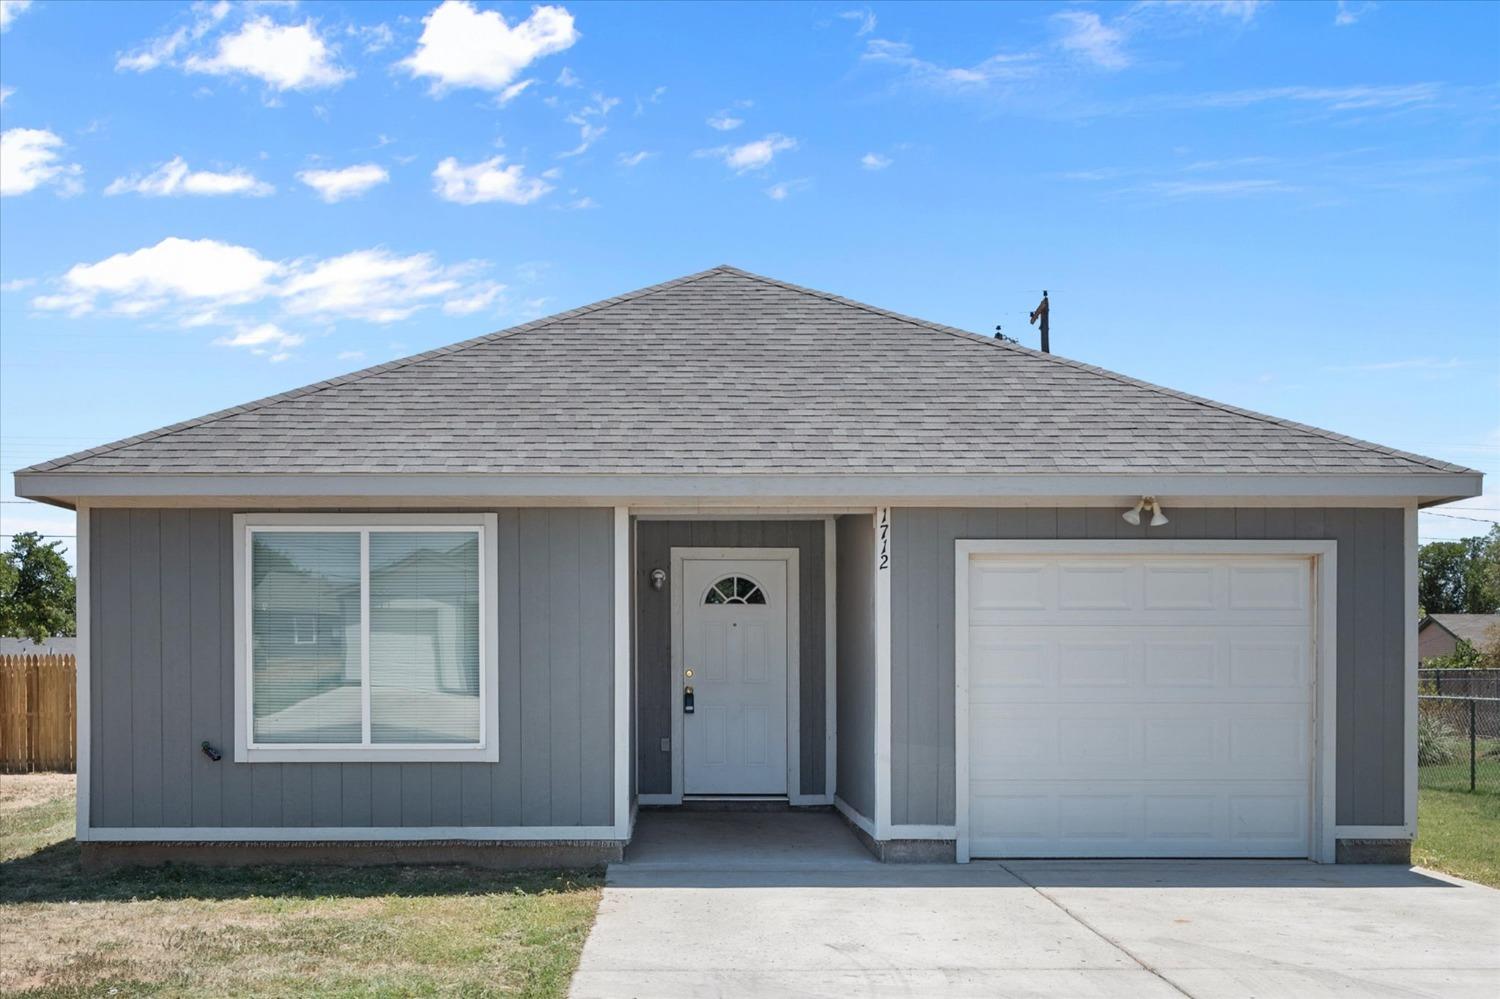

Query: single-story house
[0,636,77,656]
[14,266,1482,866]
[1418,613,1500,661]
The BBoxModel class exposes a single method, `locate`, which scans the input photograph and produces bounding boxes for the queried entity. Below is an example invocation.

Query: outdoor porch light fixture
[649,567,667,591]
[1123,497,1169,528]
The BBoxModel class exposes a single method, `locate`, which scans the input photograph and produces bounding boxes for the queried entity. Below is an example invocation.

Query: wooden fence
[0,654,76,773]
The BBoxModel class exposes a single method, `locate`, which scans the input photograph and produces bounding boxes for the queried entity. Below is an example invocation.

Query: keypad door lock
[683,685,695,714]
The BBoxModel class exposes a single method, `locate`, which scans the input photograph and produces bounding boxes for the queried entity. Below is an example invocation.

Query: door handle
[683,685,695,714]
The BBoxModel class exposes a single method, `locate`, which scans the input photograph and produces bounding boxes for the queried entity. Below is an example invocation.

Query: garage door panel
[968,627,1309,703]
[970,780,1309,858]
[966,553,1314,859]
[973,701,1308,781]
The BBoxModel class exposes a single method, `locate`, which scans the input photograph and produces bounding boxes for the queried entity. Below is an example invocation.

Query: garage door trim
[955,539,1338,864]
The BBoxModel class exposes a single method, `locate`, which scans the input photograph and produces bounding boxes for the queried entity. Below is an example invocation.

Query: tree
[1418,526,1500,616]
[0,532,76,642]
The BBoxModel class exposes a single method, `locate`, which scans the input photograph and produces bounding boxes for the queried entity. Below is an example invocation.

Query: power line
[1424,511,1500,525]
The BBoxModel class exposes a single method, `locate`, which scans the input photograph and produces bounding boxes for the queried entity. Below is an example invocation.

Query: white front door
[965,553,1315,858]
[681,558,789,795]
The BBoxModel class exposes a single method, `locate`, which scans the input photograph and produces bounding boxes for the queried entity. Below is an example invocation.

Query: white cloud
[0,128,83,196]
[35,238,506,330]
[442,280,505,315]
[861,38,1036,91]
[556,66,581,88]
[400,1,578,94]
[860,152,892,170]
[350,22,394,54]
[280,249,469,323]
[0,0,33,32]
[432,155,552,204]
[617,150,653,167]
[105,157,273,197]
[698,133,797,173]
[765,178,809,200]
[297,163,390,202]
[1186,83,1442,111]
[1055,11,1130,70]
[183,15,350,90]
[707,110,744,131]
[1141,178,1295,197]
[1,277,36,292]
[117,1,231,73]
[57,237,283,307]
[1334,1,1374,26]
[0,86,13,105]
[215,322,305,362]
[497,78,535,105]
[559,92,619,157]
[1136,0,1266,24]
[337,349,366,360]
[838,8,876,36]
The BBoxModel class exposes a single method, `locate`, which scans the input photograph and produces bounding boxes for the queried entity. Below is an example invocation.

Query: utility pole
[1029,291,1050,354]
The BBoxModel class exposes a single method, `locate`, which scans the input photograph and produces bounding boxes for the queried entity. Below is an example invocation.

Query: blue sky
[2,0,1497,560]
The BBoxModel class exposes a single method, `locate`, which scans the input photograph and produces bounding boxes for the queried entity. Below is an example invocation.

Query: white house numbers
[878,508,890,570]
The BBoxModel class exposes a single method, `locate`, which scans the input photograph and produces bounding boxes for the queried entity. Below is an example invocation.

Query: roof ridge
[20,266,734,474]
[715,266,1470,475]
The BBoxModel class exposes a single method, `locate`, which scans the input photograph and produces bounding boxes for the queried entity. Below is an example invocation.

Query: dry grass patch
[1,776,604,998]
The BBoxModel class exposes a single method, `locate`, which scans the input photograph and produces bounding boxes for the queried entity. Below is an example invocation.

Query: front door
[680,557,789,795]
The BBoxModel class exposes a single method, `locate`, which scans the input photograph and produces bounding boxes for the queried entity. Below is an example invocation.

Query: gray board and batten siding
[889,506,1407,829]
[834,513,878,819]
[634,519,827,798]
[87,507,617,831]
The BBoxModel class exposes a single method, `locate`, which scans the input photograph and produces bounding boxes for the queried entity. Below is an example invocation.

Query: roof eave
[13,469,1483,510]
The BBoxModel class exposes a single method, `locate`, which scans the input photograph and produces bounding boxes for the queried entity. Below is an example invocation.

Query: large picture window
[234,514,498,762]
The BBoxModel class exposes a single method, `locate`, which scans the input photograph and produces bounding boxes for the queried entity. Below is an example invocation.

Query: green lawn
[0,774,603,998]
[1414,787,1500,888]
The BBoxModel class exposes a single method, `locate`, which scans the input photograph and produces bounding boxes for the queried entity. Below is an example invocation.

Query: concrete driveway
[570,811,1500,998]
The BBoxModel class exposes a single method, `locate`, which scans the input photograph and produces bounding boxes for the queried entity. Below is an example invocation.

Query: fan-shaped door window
[704,575,766,605]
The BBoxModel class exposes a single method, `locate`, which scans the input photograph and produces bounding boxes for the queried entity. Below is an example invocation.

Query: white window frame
[233,512,500,763]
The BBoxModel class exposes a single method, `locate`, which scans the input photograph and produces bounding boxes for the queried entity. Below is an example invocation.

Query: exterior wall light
[649,568,667,591]
[1123,497,1169,527]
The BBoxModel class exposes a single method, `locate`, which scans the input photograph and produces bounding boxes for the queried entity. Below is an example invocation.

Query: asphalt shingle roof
[18,266,1472,477]
[1424,614,1500,647]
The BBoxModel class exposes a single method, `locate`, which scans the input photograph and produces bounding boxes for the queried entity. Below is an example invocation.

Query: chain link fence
[1418,694,1500,795]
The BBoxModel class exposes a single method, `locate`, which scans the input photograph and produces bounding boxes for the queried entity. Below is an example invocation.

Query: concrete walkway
[570,811,1500,998]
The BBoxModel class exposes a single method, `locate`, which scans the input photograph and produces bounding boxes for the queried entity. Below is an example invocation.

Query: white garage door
[965,553,1314,858]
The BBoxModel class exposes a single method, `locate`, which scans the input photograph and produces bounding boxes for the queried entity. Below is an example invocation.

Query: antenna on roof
[1029,291,1050,354]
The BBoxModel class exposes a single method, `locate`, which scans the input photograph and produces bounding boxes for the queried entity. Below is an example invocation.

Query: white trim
[232,513,499,764]
[74,505,91,842]
[19,470,1481,506]
[86,826,630,843]
[953,539,1339,864]
[669,546,801,802]
[1334,825,1414,839]
[824,516,838,801]
[874,507,893,839]
[613,507,632,836]
[834,795,876,839]
[790,793,833,806]
[1403,503,1419,836]
[637,793,677,806]
[887,824,957,840]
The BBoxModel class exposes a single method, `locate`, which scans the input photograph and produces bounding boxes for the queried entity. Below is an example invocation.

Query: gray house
[14,266,1481,866]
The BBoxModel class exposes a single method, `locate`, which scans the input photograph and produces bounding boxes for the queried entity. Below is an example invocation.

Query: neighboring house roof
[1421,614,1500,648]
[0,636,76,656]
[13,266,1478,482]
